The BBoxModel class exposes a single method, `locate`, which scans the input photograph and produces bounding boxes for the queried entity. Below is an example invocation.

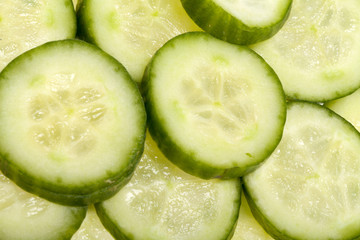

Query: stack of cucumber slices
[3,0,360,239]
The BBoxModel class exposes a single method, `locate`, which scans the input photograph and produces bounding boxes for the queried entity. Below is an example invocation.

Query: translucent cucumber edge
[0,39,147,206]
[76,0,96,43]
[141,32,286,180]
[180,0,292,45]
[243,101,360,240]
[94,179,243,240]
[52,207,88,240]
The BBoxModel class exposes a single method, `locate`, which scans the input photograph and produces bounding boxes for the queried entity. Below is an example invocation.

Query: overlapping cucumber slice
[95,133,241,240]
[244,102,360,240]
[0,0,76,71]
[0,170,86,240]
[252,0,360,102]
[142,32,286,179]
[232,194,274,240]
[181,0,292,45]
[0,39,146,206]
[72,205,114,240]
[77,0,201,82]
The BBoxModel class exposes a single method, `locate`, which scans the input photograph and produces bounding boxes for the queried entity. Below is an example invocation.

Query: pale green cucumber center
[212,0,289,27]
[100,135,239,240]
[0,0,74,71]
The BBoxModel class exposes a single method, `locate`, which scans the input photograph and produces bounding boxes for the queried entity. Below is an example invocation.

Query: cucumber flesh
[181,0,292,45]
[326,88,360,131]
[0,39,146,206]
[71,205,114,240]
[95,133,241,240]
[77,0,201,83]
[0,170,86,240]
[232,194,274,240]
[142,32,286,179]
[244,102,360,240]
[252,0,360,101]
[0,0,76,71]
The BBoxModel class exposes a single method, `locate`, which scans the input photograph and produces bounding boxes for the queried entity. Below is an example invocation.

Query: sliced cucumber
[142,32,286,179]
[244,101,360,240]
[0,170,86,240]
[232,194,274,240]
[0,0,76,71]
[0,39,146,206]
[77,0,201,83]
[181,0,292,45]
[95,133,241,240]
[252,0,360,102]
[72,205,114,240]
[326,88,360,131]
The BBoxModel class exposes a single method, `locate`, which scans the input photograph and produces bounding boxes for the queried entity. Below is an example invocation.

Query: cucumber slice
[72,205,114,240]
[77,0,201,83]
[0,39,146,206]
[180,0,292,45]
[0,170,86,240]
[251,0,360,102]
[244,102,360,240]
[232,194,274,240]
[95,133,241,240]
[326,88,360,131]
[0,0,76,71]
[142,32,286,179]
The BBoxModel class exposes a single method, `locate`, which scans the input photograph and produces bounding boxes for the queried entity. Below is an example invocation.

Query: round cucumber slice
[244,102,360,240]
[252,0,360,102]
[0,0,76,72]
[142,32,286,179]
[72,205,114,240]
[0,170,86,240]
[232,194,274,240]
[181,0,292,45]
[95,133,241,240]
[0,39,146,206]
[326,88,360,131]
[77,0,201,83]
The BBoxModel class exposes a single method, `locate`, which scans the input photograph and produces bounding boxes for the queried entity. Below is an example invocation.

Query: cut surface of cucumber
[326,88,360,131]
[77,0,201,83]
[244,102,360,240]
[181,0,292,45]
[72,205,114,240]
[0,39,146,206]
[95,133,241,240]
[142,32,286,179]
[232,194,274,240]
[252,0,360,102]
[0,170,86,240]
[0,0,76,72]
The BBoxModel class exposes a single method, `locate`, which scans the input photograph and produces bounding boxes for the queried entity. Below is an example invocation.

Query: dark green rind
[95,179,242,240]
[76,0,96,43]
[0,39,146,206]
[243,101,360,240]
[180,0,292,45]
[141,32,286,180]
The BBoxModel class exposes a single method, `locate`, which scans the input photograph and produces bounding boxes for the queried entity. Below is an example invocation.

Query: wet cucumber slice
[0,39,146,206]
[142,32,286,179]
[244,102,360,240]
[77,0,201,83]
[0,170,86,240]
[181,0,292,45]
[0,0,76,71]
[252,0,360,102]
[72,205,114,240]
[95,133,241,240]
